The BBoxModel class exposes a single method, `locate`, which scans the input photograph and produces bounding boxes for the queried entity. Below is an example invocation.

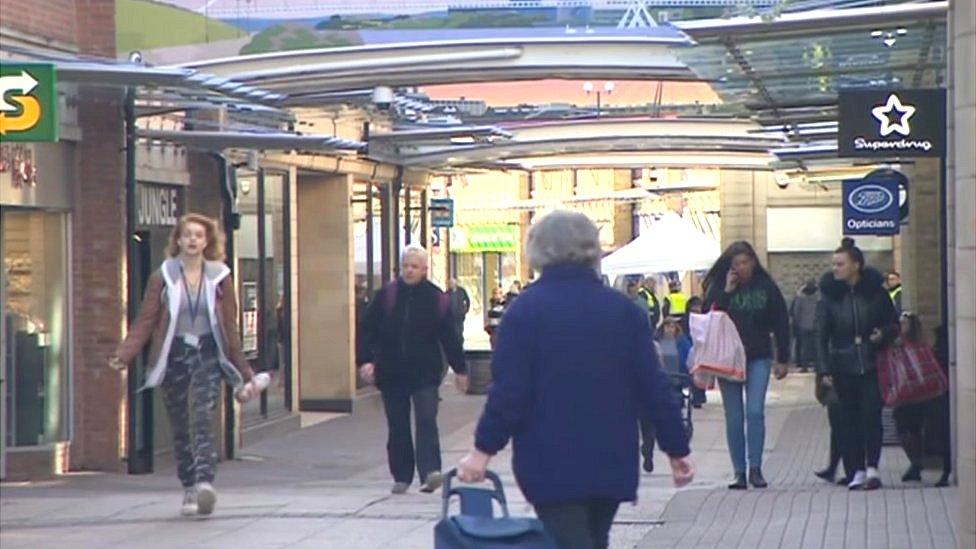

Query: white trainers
[864,467,882,490]
[391,482,409,495]
[848,470,867,490]
[180,488,198,516]
[196,482,217,515]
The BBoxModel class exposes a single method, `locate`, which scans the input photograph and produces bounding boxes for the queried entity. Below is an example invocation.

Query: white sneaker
[864,467,882,490]
[196,482,217,515]
[848,470,867,490]
[180,488,198,516]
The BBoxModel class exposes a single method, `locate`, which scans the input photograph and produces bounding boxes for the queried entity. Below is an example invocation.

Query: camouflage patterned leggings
[162,340,223,488]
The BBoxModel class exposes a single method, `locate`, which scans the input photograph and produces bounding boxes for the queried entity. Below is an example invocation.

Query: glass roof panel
[676,21,947,114]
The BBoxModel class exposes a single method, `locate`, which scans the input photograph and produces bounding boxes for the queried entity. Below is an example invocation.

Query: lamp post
[583,81,615,117]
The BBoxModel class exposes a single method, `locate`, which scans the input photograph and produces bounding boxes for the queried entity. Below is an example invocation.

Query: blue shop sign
[842,175,902,236]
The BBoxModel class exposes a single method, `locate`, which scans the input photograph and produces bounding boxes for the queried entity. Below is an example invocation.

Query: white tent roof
[601,214,720,276]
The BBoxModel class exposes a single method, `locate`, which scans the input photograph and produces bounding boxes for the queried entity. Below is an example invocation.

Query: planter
[465,350,493,395]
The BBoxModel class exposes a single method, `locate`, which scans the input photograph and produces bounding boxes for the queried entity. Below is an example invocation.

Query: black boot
[814,467,836,483]
[902,464,922,482]
[728,472,747,490]
[643,458,654,474]
[935,472,950,488]
[749,468,768,488]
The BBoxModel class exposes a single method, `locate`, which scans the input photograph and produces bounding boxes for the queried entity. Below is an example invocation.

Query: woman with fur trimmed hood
[816,238,899,491]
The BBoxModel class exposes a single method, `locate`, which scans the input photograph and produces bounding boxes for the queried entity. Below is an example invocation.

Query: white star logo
[871,93,916,137]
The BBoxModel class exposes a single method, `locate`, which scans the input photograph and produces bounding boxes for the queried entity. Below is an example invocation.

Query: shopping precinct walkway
[0,374,958,548]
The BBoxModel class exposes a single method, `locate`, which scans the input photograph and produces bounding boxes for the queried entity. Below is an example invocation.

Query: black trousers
[639,419,656,466]
[825,398,845,475]
[380,385,441,484]
[833,372,883,476]
[534,499,620,549]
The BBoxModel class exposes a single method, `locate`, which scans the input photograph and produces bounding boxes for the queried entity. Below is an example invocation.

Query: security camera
[372,86,393,110]
[774,173,791,189]
[128,50,143,65]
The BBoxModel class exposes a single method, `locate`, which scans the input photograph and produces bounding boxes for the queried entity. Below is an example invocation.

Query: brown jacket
[115,258,254,388]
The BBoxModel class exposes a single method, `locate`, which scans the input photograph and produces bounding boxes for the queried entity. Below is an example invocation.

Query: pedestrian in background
[886,271,904,316]
[447,278,471,345]
[681,296,707,408]
[892,313,952,487]
[485,286,506,348]
[457,211,694,549]
[639,276,663,329]
[791,278,819,373]
[816,238,898,490]
[357,245,468,495]
[813,371,847,485]
[703,241,791,490]
[110,213,255,517]
[662,280,688,320]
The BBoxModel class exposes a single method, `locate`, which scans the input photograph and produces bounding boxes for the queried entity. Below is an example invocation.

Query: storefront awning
[450,224,518,253]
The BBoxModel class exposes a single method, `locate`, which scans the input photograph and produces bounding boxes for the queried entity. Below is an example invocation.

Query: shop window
[2,210,69,447]
[235,172,290,423]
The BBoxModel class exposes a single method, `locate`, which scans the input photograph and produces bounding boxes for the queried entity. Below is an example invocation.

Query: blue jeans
[718,359,772,473]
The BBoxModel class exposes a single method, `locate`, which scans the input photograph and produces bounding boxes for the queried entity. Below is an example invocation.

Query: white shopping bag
[688,311,747,389]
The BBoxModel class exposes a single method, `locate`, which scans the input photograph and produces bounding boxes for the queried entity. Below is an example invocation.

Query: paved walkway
[0,373,958,548]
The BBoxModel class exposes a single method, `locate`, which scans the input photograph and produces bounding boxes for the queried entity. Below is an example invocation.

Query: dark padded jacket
[356,278,466,390]
[816,268,899,376]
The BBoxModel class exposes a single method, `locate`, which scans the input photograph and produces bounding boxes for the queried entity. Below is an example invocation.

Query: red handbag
[876,341,948,407]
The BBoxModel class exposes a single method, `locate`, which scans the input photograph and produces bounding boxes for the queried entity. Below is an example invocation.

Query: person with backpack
[356,245,467,495]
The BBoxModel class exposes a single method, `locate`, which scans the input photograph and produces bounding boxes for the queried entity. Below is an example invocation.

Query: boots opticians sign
[838,89,945,157]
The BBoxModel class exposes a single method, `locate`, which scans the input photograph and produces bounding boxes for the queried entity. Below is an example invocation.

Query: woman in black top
[703,241,791,490]
[816,238,898,490]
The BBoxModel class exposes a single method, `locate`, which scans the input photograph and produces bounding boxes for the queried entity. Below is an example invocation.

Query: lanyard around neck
[180,264,204,323]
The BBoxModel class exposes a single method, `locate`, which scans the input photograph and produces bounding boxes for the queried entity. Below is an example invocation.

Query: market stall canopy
[601,214,719,276]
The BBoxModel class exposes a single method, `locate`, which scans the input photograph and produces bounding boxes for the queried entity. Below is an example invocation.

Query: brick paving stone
[639,374,959,549]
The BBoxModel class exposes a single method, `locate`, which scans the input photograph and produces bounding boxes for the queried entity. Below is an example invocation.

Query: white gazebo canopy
[601,214,719,276]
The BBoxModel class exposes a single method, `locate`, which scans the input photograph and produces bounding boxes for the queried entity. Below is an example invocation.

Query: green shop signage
[450,224,519,253]
[0,63,58,142]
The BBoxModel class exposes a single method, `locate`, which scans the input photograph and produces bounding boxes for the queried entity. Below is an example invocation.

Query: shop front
[448,224,520,350]
[234,170,292,430]
[0,142,74,479]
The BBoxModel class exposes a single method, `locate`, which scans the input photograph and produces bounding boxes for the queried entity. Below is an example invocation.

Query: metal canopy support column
[420,188,429,251]
[380,182,393,284]
[404,184,412,246]
[392,168,404,276]
[366,182,375,295]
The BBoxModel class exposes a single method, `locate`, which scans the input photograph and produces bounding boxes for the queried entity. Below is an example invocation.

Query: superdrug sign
[838,89,946,158]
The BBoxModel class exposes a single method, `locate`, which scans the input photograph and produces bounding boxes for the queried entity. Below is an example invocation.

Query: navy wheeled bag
[434,469,557,549]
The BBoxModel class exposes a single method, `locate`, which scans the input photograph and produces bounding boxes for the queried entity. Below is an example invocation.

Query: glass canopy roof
[674,2,947,126]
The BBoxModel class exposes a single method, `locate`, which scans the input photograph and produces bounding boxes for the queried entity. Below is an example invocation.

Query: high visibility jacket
[666,292,688,315]
[888,286,902,304]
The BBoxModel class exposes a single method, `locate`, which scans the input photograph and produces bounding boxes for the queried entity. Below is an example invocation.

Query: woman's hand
[869,328,884,344]
[725,270,739,293]
[773,363,789,380]
[108,356,126,371]
[359,363,375,384]
[821,374,833,388]
[669,455,695,488]
[458,449,491,483]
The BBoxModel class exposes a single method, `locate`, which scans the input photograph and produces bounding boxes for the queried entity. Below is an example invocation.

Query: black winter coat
[816,268,899,376]
[356,279,466,390]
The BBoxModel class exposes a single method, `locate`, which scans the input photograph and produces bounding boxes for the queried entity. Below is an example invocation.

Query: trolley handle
[442,468,509,519]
